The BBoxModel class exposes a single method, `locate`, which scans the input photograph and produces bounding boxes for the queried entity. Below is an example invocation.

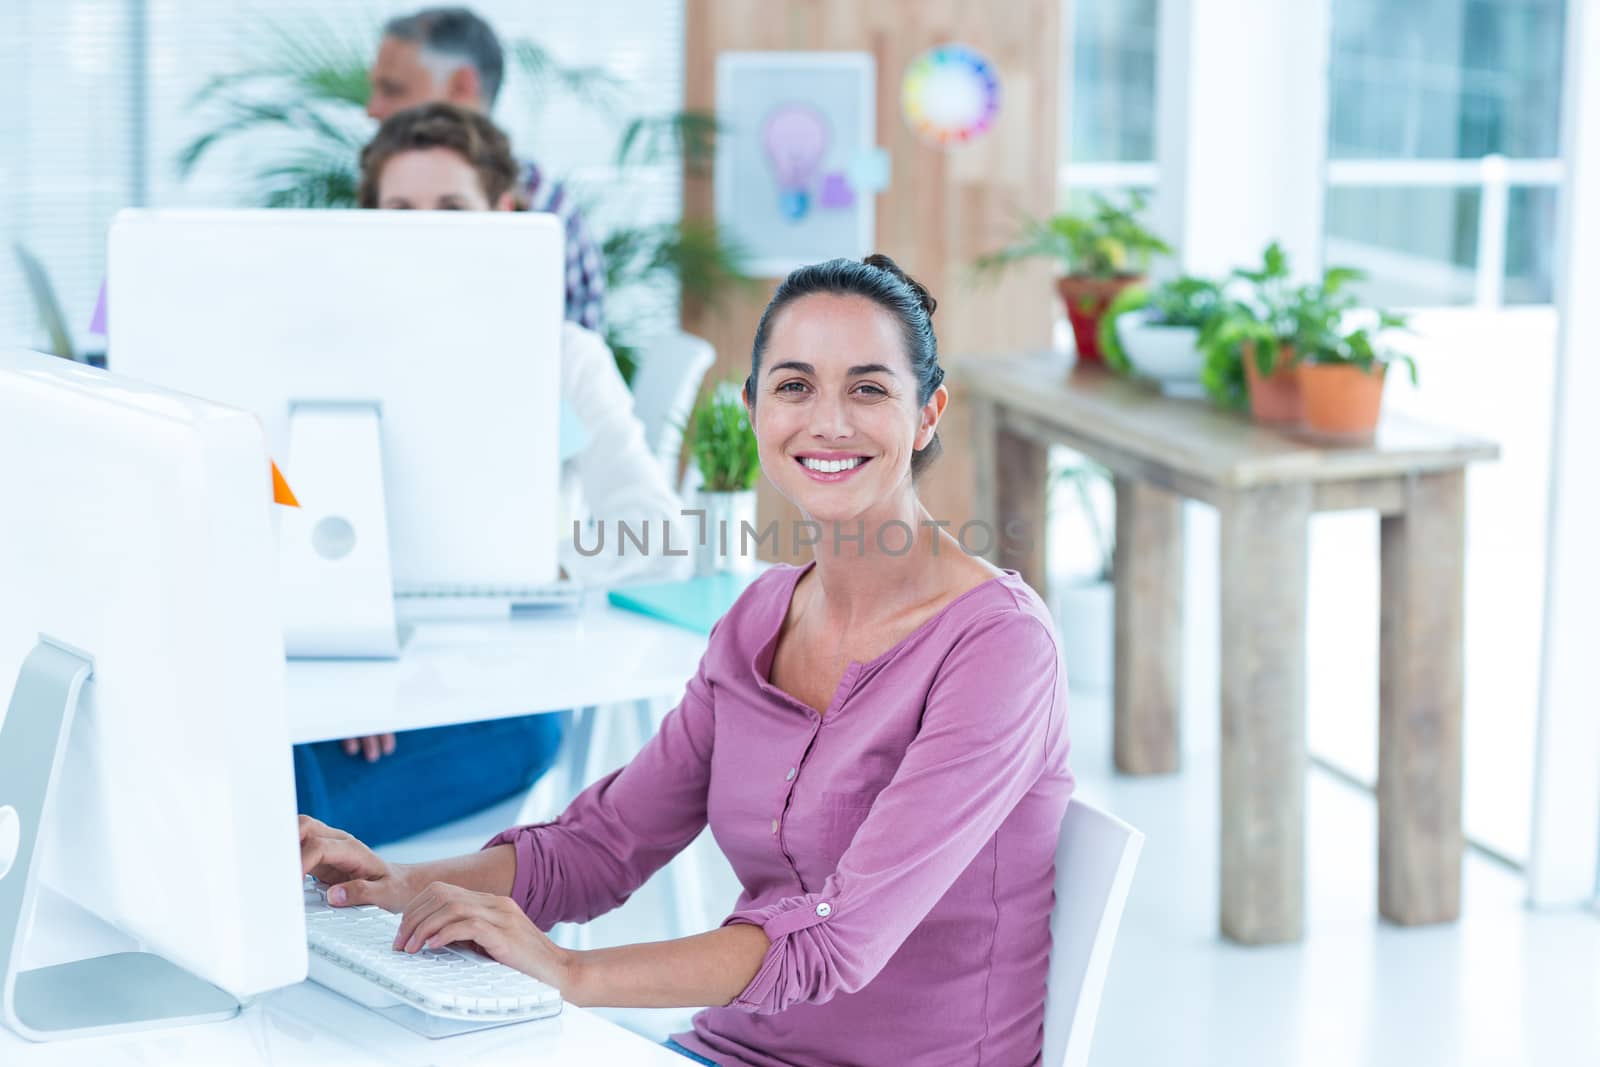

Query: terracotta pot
[1241,341,1303,424]
[1057,275,1143,365]
[1298,362,1386,439]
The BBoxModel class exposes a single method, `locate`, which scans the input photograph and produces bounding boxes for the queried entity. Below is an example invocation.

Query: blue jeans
[293,712,566,846]
[664,1039,718,1065]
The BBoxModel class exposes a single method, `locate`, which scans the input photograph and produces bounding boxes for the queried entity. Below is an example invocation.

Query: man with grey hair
[369,7,606,331]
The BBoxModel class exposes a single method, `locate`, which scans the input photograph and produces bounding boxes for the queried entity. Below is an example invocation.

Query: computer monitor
[106,209,566,657]
[0,348,305,1040]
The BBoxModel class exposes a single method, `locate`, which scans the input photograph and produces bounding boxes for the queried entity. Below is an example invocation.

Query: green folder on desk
[607,571,762,634]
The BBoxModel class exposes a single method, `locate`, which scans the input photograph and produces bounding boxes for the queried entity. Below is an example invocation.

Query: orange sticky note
[271,460,300,508]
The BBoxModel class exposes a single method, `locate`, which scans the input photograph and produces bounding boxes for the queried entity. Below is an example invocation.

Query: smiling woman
[300,254,1073,1067]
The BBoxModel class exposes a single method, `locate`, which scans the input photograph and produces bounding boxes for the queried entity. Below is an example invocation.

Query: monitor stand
[278,403,400,658]
[0,638,241,1041]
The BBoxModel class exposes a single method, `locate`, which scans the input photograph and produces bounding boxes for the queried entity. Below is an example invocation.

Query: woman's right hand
[299,814,419,912]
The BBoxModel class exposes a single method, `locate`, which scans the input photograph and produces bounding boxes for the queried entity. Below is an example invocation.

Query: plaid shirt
[520,160,606,333]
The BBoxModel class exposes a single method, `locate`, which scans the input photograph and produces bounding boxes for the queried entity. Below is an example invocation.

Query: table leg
[1379,470,1466,925]
[1219,484,1311,944]
[1113,478,1184,774]
[976,406,1048,593]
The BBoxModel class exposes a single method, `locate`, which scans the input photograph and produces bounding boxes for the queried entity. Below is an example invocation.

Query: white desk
[286,595,708,743]
[2,890,689,1066]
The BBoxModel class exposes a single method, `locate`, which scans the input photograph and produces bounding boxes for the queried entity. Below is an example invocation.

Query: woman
[300,255,1074,1066]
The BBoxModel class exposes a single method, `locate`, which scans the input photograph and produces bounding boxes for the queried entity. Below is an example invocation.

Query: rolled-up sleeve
[721,610,1063,1014]
[484,622,719,929]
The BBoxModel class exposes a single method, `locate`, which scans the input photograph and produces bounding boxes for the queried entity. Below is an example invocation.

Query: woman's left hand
[393,881,573,991]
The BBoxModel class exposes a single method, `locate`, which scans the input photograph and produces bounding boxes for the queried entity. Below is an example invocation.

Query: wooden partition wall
[682,0,1063,557]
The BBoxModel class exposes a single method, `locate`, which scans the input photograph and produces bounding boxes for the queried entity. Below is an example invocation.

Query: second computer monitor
[107,209,565,655]
[0,348,305,1024]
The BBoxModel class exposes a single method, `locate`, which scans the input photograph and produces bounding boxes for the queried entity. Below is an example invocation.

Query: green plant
[13,243,79,361]
[974,192,1172,280]
[177,18,750,382]
[687,380,760,493]
[1197,243,1378,408]
[600,219,754,383]
[1096,274,1226,374]
[1299,315,1418,384]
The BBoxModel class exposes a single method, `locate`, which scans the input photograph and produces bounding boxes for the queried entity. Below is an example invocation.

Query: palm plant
[177,21,374,207]
[600,219,753,381]
[13,244,79,361]
[177,18,749,381]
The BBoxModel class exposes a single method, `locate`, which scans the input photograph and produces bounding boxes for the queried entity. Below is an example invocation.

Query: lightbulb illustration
[761,103,831,222]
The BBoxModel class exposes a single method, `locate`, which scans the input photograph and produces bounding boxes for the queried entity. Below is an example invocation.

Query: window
[1313,0,1568,863]
[1325,0,1566,307]
[1,0,141,357]
[1067,0,1158,166]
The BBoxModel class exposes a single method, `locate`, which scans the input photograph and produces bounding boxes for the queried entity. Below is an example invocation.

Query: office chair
[628,331,716,483]
[1042,797,1145,1067]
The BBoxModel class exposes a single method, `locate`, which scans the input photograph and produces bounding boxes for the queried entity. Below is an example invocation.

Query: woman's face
[748,293,946,527]
[376,147,513,211]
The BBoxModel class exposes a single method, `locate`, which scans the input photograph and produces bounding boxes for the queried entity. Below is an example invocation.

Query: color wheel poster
[715,52,877,277]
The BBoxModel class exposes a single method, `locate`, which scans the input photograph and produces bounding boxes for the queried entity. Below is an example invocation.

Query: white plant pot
[694,489,759,576]
[1117,311,1205,397]
[1051,578,1114,694]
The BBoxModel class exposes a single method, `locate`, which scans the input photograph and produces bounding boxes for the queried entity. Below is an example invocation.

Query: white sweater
[557,323,691,586]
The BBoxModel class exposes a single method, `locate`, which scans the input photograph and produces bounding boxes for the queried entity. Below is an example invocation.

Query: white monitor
[0,349,305,1040]
[106,209,565,657]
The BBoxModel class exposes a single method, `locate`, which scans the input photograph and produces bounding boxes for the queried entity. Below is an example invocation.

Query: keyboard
[393,579,582,619]
[303,880,562,1028]
[394,580,581,606]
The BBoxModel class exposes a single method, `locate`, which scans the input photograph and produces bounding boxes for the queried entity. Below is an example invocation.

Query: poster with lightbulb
[715,52,878,277]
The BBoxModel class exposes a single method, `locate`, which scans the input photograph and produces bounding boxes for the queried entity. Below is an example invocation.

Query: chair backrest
[1041,797,1144,1067]
[629,331,716,481]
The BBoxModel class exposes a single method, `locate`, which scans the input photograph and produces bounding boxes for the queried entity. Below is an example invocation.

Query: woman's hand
[298,814,419,912]
[394,881,575,992]
[340,733,396,762]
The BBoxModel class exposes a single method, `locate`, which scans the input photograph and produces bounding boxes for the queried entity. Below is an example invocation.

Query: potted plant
[1295,313,1416,440]
[1197,243,1366,425]
[686,381,761,575]
[1048,456,1115,694]
[976,192,1171,365]
[1096,274,1226,396]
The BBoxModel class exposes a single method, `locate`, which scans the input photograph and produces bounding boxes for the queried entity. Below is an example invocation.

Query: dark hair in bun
[746,254,946,477]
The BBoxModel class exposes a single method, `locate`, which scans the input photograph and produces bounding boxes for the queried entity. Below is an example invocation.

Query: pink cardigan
[487,563,1073,1067]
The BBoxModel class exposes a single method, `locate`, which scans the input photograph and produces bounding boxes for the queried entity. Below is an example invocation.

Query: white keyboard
[394,580,581,607]
[303,884,561,1025]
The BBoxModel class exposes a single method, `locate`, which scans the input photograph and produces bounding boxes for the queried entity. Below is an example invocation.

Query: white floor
[1058,683,1600,1067]
[386,667,1600,1066]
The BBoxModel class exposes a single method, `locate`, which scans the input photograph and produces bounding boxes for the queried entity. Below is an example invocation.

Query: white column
[1527,0,1600,908]
[1153,0,1333,280]
[1151,0,1338,784]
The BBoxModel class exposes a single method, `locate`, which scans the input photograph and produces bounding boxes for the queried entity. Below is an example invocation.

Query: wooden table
[957,352,1500,944]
